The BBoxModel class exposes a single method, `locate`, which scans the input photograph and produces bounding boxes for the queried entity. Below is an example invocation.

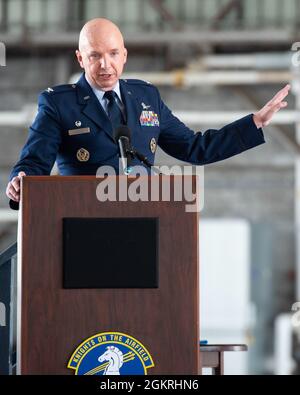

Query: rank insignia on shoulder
[46,87,54,93]
[140,111,159,127]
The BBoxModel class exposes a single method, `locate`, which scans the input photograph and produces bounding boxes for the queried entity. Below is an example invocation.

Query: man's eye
[111,52,118,57]
[89,54,100,60]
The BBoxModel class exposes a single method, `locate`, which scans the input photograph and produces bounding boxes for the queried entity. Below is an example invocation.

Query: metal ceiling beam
[0,29,294,49]
[211,0,243,30]
[0,107,298,127]
[149,0,182,30]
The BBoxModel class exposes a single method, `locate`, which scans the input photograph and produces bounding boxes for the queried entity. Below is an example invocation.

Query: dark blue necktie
[104,90,125,130]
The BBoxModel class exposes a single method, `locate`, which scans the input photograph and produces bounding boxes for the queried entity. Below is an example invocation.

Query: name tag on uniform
[140,111,159,127]
[68,127,90,136]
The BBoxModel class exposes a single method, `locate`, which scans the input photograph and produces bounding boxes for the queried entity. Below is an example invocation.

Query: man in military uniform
[6,18,290,206]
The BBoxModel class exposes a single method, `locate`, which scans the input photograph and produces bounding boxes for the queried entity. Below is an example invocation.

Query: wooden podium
[17,176,200,375]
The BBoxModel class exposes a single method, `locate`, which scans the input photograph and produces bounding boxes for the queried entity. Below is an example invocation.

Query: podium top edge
[22,175,199,181]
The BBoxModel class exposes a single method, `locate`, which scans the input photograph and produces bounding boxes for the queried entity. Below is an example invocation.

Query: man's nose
[99,55,110,70]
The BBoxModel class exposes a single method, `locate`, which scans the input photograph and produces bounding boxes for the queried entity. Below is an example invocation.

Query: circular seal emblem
[68,332,154,375]
[150,137,157,154]
[77,148,90,162]
[75,120,82,127]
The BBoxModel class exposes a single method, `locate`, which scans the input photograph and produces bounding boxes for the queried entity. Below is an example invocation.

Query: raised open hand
[253,84,290,128]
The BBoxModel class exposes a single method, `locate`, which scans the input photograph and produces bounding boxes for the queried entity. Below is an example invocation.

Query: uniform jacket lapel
[76,73,115,142]
[120,79,141,145]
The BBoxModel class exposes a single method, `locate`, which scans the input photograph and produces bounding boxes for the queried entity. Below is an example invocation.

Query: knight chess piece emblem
[68,331,154,375]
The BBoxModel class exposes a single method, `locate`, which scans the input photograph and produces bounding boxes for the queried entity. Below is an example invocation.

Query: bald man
[7,18,289,208]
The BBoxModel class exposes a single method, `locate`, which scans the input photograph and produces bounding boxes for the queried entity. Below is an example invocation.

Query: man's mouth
[99,74,113,80]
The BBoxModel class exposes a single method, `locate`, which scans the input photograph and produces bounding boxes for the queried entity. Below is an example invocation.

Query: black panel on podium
[63,217,159,288]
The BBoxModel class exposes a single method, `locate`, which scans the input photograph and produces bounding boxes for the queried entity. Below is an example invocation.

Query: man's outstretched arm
[157,84,290,165]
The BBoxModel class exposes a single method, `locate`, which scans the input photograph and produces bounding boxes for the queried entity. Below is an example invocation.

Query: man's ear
[123,48,128,64]
[75,50,84,69]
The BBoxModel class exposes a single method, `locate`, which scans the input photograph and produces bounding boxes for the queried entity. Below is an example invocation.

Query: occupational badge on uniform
[150,137,157,153]
[141,102,151,110]
[67,331,154,375]
[75,121,82,127]
[140,111,159,127]
[76,148,90,162]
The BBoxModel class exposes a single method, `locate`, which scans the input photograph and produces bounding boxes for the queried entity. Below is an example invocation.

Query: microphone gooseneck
[114,126,160,175]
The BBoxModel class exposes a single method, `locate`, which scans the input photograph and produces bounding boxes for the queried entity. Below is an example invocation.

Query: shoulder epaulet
[122,79,154,87]
[44,83,77,95]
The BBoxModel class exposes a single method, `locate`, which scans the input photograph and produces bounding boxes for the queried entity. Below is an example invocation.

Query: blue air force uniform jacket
[10,73,265,180]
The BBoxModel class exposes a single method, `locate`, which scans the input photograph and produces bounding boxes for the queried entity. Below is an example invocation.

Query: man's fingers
[252,86,289,128]
[266,92,288,108]
[6,172,25,202]
[271,101,288,113]
[263,121,270,127]
[8,190,19,202]
[11,176,21,192]
[6,183,20,202]
[268,84,291,106]
[266,85,290,107]
[273,90,289,106]
[10,172,26,192]
[273,84,290,99]
[258,101,288,127]
[6,182,17,197]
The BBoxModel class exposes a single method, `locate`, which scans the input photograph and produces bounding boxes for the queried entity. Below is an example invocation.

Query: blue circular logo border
[68,331,155,375]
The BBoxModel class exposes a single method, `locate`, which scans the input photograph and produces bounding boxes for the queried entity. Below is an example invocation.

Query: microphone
[114,126,161,175]
[114,125,133,175]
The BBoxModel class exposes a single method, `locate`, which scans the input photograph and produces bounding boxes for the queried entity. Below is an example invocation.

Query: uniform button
[150,138,157,153]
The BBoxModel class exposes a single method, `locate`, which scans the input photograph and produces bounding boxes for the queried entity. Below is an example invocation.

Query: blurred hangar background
[0,0,300,375]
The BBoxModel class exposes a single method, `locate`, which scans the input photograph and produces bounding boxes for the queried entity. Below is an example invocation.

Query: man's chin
[95,76,118,90]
